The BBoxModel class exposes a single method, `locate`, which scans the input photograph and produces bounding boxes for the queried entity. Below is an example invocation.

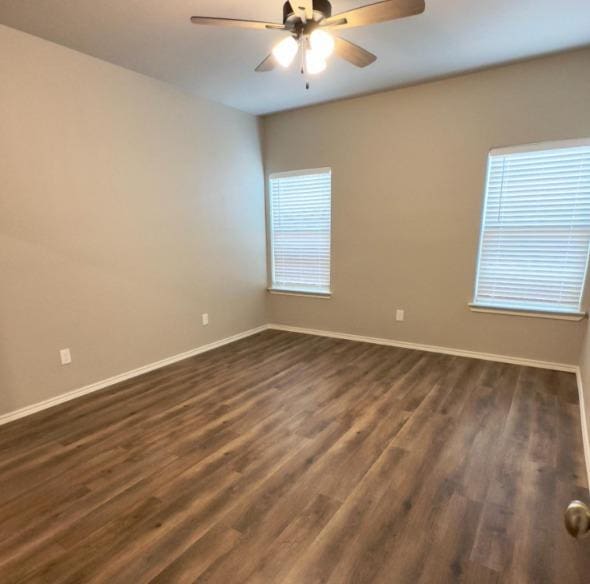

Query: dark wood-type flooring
[0,330,589,583]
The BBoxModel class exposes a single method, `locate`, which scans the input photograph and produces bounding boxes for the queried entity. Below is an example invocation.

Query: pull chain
[301,36,310,90]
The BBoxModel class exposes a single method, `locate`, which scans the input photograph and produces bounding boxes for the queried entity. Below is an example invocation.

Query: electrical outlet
[202,313,209,326]
[60,348,72,365]
[395,309,405,322]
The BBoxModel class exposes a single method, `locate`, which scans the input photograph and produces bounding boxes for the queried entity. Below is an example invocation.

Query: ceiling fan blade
[320,17,347,27]
[334,37,377,68]
[255,54,276,72]
[323,0,425,29]
[190,16,285,31]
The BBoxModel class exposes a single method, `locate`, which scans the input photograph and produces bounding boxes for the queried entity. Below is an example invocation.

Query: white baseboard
[268,324,577,372]
[575,368,590,492]
[0,325,268,427]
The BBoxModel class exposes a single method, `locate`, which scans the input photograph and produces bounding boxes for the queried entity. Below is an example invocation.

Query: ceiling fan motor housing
[282,0,332,23]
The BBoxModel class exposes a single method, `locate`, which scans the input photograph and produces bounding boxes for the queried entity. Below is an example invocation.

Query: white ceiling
[1,0,589,115]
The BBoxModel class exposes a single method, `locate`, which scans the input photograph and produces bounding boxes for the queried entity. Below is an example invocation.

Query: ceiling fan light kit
[190,0,425,87]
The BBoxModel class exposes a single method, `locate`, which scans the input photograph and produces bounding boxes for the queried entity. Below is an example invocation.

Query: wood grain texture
[326,0,425,29]
[334,37,377,68]
[0,330,588,583]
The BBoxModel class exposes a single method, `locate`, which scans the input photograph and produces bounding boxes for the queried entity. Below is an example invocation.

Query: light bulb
[305,49,326,75]
[272,36,299,68]
[309,29,335,59]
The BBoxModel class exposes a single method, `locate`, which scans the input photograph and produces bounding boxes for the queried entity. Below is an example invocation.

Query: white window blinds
[473,139,590,314]
[269,168,332,294]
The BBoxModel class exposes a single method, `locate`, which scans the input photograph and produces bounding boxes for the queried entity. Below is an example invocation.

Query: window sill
[268,288,332,299]
[468,303,586,322]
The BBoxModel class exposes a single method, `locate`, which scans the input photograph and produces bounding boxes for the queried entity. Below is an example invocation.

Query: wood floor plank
[0,330,587,583]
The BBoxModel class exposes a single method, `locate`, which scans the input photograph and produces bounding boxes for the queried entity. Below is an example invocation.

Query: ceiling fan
[190,0,425,86]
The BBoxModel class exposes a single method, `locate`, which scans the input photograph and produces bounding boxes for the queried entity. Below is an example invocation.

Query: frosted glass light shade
[272,36,299,68]
[310,29,335,59]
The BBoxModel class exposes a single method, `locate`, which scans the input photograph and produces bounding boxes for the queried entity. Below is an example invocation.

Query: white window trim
[267,167,333,298]
[490,137,590,156]
[269,167,332,180]
[267,288,332,298]
[468,303,586,321]
[471,137,590,319]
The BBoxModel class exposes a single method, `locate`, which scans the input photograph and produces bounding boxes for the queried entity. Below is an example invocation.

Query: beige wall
[263,47,590,366]
[0,26,267,416]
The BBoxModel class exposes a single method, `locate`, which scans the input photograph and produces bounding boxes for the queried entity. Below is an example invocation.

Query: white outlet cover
[202,313,209,326]
[60,348,72,365]
[396,309,405,322]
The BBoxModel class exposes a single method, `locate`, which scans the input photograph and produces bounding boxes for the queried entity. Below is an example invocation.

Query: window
[472,139,590,316]
[268,168,332,295]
